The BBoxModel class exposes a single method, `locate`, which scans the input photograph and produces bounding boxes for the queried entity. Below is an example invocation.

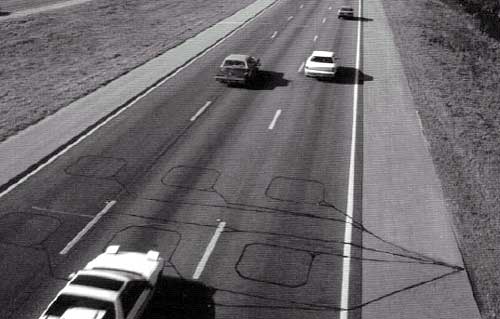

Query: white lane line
[59,201,116,255]
[300,4,304,9]
[193,221,226,280]
[287,15,294,21]
[339,0,362,316]
[32,206,93,218]
[416,111,424,131]
[298,62,305,73]
[190,101,212,122]
[0,0,281,202]
[271,31,278,39]
[268,109,282,130]
[313,35,318,42]
[322,17,327,24]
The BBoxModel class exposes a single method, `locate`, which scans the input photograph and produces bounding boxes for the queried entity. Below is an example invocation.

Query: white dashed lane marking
[193,221,226,280]
[190,101,212,122]
[271,31,278,39]
[268,109,282,130]
[59,200,117,255]
[298,62,305,73]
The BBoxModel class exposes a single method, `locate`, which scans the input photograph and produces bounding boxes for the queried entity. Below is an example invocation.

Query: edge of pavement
[0,0,278,193]
[360,0,481,318]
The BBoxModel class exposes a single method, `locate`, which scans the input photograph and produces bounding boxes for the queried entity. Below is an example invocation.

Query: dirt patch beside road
[0,0,256,142]
[381,0,500,317]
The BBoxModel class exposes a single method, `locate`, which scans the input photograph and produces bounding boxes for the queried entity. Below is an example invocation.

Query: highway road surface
[0,0,480,318]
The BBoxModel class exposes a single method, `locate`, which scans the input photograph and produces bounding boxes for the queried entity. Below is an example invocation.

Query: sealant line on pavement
[268,109,282,130]
[193,221,226,280]
[32,206,93,218]
[59,200,117,255]
[191,101,212,121]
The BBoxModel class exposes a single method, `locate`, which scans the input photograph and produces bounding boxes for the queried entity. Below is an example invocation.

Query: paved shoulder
[361,0,480,317]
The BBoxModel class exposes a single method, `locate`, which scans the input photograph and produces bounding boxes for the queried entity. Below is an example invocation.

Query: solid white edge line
[268,109,282,130]
[59,200,117,255]
[339,0,362,316]
[0,0,280,201]
[190,101,212,121]
[298,62,305,73]
[193,221,226,279]
[313,35,318,42]
[271,31,278,39]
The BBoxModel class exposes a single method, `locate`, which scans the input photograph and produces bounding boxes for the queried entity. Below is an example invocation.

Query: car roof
[311,51,335,58]
[85,251,162,280]
[224,54,250,62]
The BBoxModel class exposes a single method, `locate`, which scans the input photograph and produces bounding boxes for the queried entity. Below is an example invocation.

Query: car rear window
[71,274,124,291]
[224,60,246,67]
[341,7,353,11]
[311,56,334,63]
[45,294,116,319]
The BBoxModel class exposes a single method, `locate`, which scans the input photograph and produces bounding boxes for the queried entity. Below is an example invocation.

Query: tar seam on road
[59,200,117,255]
[193,221,226,279]
[340,0,362,316]
[268,109,282,130]
[191,101,213,121]
[32,206,94,218]
[0,0,280,201]
[271,31,278,39]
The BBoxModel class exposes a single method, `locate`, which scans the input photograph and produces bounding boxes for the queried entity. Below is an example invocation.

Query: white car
[39,246,164,319]
[304,51,338,78]
[338,7,354,19]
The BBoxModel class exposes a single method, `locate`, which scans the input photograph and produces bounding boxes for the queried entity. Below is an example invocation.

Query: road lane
[0,0,363,318]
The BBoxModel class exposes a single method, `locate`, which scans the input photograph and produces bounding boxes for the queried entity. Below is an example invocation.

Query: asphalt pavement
[0,0,480,318]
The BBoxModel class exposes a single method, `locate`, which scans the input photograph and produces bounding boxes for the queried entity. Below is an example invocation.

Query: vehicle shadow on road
[143,276,216,319]
[0,10,11,16]
[341,16,373,22]
[247,70,290,90]
[319,67,373,85]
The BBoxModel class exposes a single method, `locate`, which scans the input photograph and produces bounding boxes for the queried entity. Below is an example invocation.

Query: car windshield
[224,60,246,68]
[311,56,334,64]
[71,274,124,291]
[46,294,116,319]
[341,8,353,11]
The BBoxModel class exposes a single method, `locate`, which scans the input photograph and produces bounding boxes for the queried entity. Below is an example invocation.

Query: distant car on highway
[215,54,260,87]
[338,7,354,19]
[39,245,164,319]
[304,51,338,79]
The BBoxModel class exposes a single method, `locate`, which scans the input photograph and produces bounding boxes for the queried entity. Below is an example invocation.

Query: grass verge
[381,0,500,317]
[0,0,256,142]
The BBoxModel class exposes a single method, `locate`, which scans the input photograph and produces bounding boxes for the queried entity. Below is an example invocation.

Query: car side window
[119,281,147,317]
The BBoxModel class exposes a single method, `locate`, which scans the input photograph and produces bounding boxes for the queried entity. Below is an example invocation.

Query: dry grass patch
[381,0,500,317]
[0,0,256,142]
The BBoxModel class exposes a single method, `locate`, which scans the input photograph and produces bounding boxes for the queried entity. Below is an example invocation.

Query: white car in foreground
[304,51,338,79]
[39,246,164,319]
